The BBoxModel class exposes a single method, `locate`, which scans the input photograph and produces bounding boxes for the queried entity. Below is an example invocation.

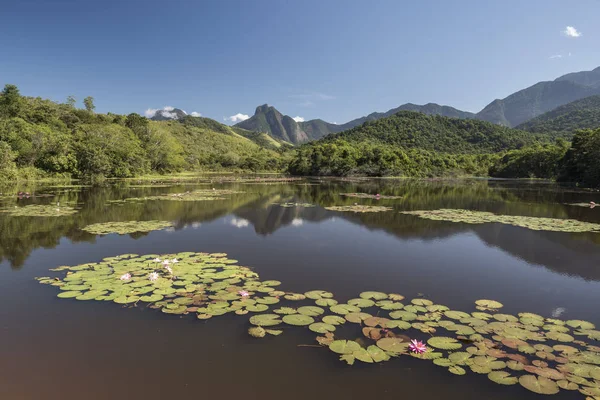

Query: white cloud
[163,106,175,111]
[292,116,305,122]
[191,112,201,117]
[549,54,563,59]
[144,108,159,118]
[291,218,303,226]
[226,113,250,123]
[563,26,581,38]
[161,111,178,119]
[230,218,249,228]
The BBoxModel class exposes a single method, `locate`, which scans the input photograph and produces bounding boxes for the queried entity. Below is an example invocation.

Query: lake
[1,177,599,400]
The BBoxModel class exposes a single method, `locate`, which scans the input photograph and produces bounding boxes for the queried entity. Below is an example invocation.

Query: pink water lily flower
[409,339,427,354]
[238,290,250,298]
[120,273,131,281]
[149,272,159,282]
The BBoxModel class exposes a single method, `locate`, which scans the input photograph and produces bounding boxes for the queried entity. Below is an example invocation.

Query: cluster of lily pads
[1,204,79,217]
[37,251,600,398]
[402,209,600,233]
[340,193,402,200]
[272,202,315,208]
[325,205,393,213]
[107,189,244,204]
[81,221,174,235]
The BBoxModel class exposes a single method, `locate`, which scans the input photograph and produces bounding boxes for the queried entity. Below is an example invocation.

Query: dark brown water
[1,178,599,400]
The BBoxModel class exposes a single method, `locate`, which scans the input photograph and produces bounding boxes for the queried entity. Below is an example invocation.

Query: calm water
[1,177,599,400]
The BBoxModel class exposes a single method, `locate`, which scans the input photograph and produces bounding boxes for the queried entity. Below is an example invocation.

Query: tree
[83,96,95,113]
[0,84,24,117]
[66,95,76,107]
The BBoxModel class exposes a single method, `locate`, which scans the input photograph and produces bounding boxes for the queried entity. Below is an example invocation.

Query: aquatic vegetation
[1,204,78,217]
[409,339,427,354]
[81,221,174,235]
[325,205,393,213]
[567,202,597,209]
[107,189,244,204]
[402,209,600,233]
[340,193,402,200]
[37,251,600,398]
[271,202,315,208]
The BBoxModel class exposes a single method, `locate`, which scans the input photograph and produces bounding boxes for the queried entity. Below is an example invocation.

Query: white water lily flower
[165,266,173,274]
[120,273,131,281]
[162,259,170,265]
[149,272,159,281]
[153,258,161,262]
[171,258,179,263]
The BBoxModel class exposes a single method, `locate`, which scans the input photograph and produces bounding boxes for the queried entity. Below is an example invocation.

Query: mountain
[476,67,600,127]
[338,103,476,131]
[235,103,475,144]
[149,107,188,121]
[321,111,545,153]
[235,104,316,144]
[516,95,600,138]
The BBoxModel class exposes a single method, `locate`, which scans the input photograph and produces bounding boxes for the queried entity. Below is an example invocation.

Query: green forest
[1,84,600,188]
[0,85,288,181]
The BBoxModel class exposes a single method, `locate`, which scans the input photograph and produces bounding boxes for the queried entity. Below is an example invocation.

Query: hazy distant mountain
[149,107,188,121]
[476,67,600,127]
[516,95,600,138]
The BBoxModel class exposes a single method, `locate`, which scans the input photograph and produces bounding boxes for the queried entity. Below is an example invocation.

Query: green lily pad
[345,312,372,323]
[330,304,361,315]
[315,298,338,307]
[389,310,417,321]
[309,322,336,333]
[448,365,466,375]
[359,291,388,300]
[348,298,375,308]
[140,294,164,302]
[297,306,325,316]
[284,293,306,301]
[566,320,596,330]
[448,352,472,365]
[305,290,334,299]
[283,314,314,326]
[246,304,269,312]
[57,291,83,298]
[488,371,518,385]
[518,375,560,395]
[273,307,297,315]
[322,315,346,325]
[428,337,462,350]
[248,326,266,338]
[249,314,282,327]
[329,340,361,355]
[376,338,409,353]
[475,299,503,309]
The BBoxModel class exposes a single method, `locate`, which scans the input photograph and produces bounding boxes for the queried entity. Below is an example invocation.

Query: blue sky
[1,0,598,124]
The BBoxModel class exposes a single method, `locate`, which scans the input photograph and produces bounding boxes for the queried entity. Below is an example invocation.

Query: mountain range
[152,66,600,145]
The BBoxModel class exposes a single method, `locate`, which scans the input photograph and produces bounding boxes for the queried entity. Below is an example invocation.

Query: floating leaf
[388,294,405,301]
[273,307,297,315]
[518,375,560,395]
[284,293,306,301]
[376,338,409,354]
[389,310,417,321]
[246,304,269,312]
[475,299,503,309]
[507,361,525,371]
[57,291,82,298]
[348,298,375,308]
[339,354,355,365]
[566,320,596,330]
[359,291,388,300]
[248,326,266,338]
[428,337,462,350]
[315,298,338,307]
[367,345,390,362]
[329,340,361,355]
[309,323,335,333]
[304,290,334,299]
[289,305,322,316]
[433,358,454,367]
[488,371,517,385]
[249,314,281,327]
[448,365,466,375]
[345,312,372,323]
[322,315,346,325]
[330,304,361,315]
[449,352,472,365]
[282,314,314,326]
[557,380,578,390]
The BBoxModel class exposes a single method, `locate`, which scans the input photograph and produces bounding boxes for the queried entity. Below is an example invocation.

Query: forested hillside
[0,85,287,181]
[516,95,600,138]
[320,111,546,153]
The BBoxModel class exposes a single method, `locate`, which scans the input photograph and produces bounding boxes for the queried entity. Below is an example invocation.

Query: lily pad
[329,340,361,355]
[359,291,388,300]
[282,314,314,326]
[376,338,409,354]
[297,306,325,316]
[428,337,462,350]
[309,322,336,333]
[518,375,560,395]
[488,371,518,385]
[249,314,282,327]
[322,315,346,325]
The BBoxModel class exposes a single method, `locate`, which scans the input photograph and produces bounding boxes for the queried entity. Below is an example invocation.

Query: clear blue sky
[1,0,598,124]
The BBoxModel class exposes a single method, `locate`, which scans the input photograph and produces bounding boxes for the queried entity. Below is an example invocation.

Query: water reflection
[1,178,600,284]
